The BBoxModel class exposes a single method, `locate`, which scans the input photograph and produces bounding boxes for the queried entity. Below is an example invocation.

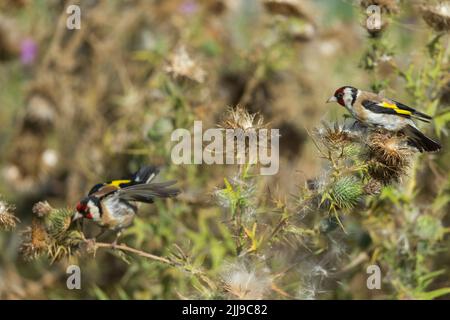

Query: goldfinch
[327,86,441,152]
[73,166,180,243]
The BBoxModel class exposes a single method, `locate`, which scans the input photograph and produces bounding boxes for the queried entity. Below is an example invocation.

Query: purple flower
[20,38,38,65]
[179,0,198,15]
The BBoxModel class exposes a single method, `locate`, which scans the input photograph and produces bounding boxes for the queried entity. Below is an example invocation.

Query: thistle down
[171,121,280,175]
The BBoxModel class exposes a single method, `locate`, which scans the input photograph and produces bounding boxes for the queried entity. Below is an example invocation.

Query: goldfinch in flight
[73,166,180,244]
[327,86,441,152]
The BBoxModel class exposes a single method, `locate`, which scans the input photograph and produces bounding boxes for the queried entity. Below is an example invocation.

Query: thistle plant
[329,175,364,210]
[419,1,450,33]
[346,1,450,298]
[366,130,413,184]
[301,116,450,299]
[165,45,206,84]
[20,202,84,262]
[221,260,272,300]
[215,106,266,255]
[0,197,19,231]
[1,0,449,300]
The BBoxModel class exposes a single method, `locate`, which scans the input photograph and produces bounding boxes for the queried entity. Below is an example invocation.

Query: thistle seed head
[220,105,266,132]
[0,199,19,231]
[366,131,413,184]
[221,261,271,300]
[32,201,53,218]
[165,45,206,83]
[263,0,313,21]
[330,176,364,210]
[19,220,48,261]
[363,179,383,195]
[318,122,356,149]
[419,2,450,32]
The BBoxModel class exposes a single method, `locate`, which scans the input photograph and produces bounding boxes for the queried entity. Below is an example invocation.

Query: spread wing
[361,99,432,123]
[85,166,179,203]
[117,181,180,203]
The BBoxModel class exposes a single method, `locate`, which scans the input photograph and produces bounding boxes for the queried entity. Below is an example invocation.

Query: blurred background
[0,0,449,299]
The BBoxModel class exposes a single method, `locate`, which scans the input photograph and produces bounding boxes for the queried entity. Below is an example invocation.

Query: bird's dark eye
[337,93,343,98]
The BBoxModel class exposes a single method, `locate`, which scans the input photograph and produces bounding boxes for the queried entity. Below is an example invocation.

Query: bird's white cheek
[91,210,101,221]
[87,202,101,221]
[344,95,353,107]
[343,102,354,114]
[92,212,101,221]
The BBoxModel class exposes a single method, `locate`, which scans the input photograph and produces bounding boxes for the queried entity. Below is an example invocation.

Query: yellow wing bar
[107,179,131,188]
[380,101,412,116]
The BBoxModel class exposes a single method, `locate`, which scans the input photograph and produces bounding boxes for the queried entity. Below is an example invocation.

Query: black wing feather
[131,166,160,184]
[361,100,411,118]
[392,100,432,120]
[118,181,180,203]
[362,99,432,123]
[88,183,106,195]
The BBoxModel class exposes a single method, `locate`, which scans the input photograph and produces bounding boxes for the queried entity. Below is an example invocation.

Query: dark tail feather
[119,181,180,203]
[404,125,441,153]
[413,110,432,120]
[132,166,160,184]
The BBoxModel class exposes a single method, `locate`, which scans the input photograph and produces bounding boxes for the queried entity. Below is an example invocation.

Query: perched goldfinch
[73,166,180,244]
[327,86,441,152]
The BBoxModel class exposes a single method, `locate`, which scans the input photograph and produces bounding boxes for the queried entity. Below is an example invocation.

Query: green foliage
[414,215,445,242]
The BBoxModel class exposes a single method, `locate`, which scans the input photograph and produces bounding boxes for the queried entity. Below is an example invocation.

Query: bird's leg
[111,231,122,250]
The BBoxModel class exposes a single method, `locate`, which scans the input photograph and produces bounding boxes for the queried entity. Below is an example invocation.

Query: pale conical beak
[327,96,337,103]
[72,211,83,222]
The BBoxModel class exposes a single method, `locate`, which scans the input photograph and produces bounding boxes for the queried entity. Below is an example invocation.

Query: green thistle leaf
[414,215,444,242]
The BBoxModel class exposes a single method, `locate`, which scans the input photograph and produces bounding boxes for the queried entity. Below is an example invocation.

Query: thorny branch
[91,241,217,291]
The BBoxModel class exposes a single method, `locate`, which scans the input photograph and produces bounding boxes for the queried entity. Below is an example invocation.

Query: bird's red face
[333,87,346,106]
[75,200,93,220]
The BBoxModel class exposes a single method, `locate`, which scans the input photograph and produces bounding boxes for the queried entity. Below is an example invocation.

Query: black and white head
[73,196,102,222]
[327,86,359,108]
